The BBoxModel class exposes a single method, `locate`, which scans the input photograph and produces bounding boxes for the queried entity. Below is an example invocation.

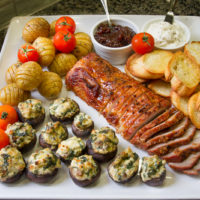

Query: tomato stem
[59,17,72,26]
[63,32,71,41]
[1,112,8,119]
[20,45,35,60]
[142,32,151,47]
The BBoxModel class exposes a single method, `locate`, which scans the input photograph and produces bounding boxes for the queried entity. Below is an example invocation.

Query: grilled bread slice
[148,79,171,97]
[168,51,200,97]
[143,50,173,75]
[184,42,200,66]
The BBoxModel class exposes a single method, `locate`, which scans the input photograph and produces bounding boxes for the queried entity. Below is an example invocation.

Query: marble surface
[0,0,200,51]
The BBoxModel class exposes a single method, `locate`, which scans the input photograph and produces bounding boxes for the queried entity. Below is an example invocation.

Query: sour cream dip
[145,20,188,49]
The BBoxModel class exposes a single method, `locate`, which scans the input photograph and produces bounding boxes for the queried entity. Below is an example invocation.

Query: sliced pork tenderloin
[183,160,200,175]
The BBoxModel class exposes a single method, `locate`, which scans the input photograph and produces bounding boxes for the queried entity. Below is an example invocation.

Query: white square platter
[0,15,200,200]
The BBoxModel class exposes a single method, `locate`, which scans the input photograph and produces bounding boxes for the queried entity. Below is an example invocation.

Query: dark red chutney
[94,22,136,48]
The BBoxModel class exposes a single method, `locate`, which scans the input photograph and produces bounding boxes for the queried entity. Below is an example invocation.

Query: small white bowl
[141,17,191,51]
[90,18,139,65]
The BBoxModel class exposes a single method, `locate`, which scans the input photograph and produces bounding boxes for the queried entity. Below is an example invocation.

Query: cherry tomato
[18,44,39,63]
[0,105,18,130]
[131,32,154,54]
[0,129,10,149]
[53,30,76,53]
[55,16,76,34]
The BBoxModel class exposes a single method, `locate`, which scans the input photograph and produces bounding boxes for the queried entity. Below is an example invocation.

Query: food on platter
[15,61,43,91]
[0,146,26,183]
[56,136,86,163]
[26,148,61,183]
[0,129,10,150]
[55,16,76,34]
[48,53,77,77]
[38,71,63,99]
[53,30,76,53]
[131,32,154,54]
[125,53,163,80]
[18,44,39,63]
[49,98,80,123]
[171,91,189,116]
[148,80,171,97]
[94,22,135,47]
[50,20,56,36]
[87,127,119,162]
[39,121,68,150]
[72,112,94,138]
[69,154,101,187]
[5,62,21,84]
[33,37,55,66]
[188,92,200,129]
[167,51,200,97]
[5,122,36,153]
[140,155,166,186]
[72,32,93,59]
[143,50,173,75]
[0,83,30,106]
[17,99,45,127]
[184,41,200,66]
[22,17,50,43]
[108,147,139,183]
[0,105,18,130]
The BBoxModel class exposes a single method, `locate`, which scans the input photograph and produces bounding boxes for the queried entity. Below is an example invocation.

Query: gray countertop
[0,0,200,51]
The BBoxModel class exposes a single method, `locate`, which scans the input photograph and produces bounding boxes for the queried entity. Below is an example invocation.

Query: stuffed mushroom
[17,99,45,127]
[26,148,61,183]
[56,136,86,163]
[5,122,36,153]
[72,112,94,137]
[87,127,118,162]
[108,147,139,184]
[0,146,26,183]
[39,121,68,150]
[49,98,80,123]
[69,155,101,187]
[140,155,166,186]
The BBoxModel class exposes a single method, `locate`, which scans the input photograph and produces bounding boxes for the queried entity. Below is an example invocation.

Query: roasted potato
[5,62,21,84]
[48,53,77,77]
[33,37,55,66]
[72,32,93,59]
[22,17,50,43]
[38,71,63,99]
[15,61,43,91]
[50,20,56,36]
[0,83,30,106]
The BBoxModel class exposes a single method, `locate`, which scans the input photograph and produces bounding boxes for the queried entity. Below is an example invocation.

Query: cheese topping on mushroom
[18,99,45,119]
[0,146,25,182]
[73,112,93,130]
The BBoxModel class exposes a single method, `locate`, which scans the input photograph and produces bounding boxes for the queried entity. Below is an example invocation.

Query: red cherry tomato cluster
[53,16,76,53]
[131,32,154,55]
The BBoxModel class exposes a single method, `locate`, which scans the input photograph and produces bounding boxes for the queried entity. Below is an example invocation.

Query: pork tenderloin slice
[139,111,185,143]
[132,107,177,146]
[183,160,200,175]
[143,117,189,150]
[126,100,170,141]
[162,130,200,163]
[169,152,200,171]
[148,124,196,156]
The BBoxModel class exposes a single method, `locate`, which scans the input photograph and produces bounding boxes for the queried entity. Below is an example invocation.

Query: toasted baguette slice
[169,51,200,96]
[148,80,171,97]
[125,54,163,80]
[184,42,200,66]
[143,50,173,75]
[188,92,200,128]
[171,90,189,116]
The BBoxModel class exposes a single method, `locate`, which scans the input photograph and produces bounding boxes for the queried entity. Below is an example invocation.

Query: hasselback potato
[5,62,21,84]
[33,37,55,66]
[50,20,56,36]
[72,32,93,59]
[0,83,30,106]
[48,53,77,77]
[38,71,63,99]
[22,17,50,43]
[15,61,43,91]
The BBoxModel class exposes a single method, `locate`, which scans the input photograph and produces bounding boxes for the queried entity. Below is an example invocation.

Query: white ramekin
[90,18,139,65]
